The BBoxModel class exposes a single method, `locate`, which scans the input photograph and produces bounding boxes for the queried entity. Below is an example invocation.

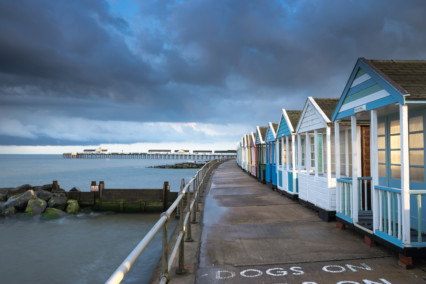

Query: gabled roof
[265,122,278,142]
[277,109,302,138]
[332,58,426,121]
[250,132,256,147]
[255,126,268,144]
[296,97,338,133]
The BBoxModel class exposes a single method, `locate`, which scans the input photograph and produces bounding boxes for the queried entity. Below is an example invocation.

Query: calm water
[0,154,197,284]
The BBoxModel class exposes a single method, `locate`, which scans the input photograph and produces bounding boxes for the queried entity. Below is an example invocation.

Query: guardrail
[105,159,221,284]
[336,177,352,220]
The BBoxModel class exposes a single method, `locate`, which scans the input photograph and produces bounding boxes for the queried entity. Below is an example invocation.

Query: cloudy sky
[1,0,426,153]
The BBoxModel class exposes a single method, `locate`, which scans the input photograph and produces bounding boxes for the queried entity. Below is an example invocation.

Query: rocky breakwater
[0,183,80,219]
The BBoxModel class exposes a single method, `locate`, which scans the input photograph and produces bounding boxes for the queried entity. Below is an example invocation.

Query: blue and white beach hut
[265,123,279,188]
[295,97,339,221]
[276,109,302,197]
[332,58,426,261]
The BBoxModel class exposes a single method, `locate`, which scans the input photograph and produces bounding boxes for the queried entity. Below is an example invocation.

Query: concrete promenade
[195,160,426,284]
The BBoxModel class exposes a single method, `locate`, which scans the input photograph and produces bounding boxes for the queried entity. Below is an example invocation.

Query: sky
[1,0,426,153]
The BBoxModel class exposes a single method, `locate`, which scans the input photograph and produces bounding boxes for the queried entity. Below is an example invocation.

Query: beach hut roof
[332,58,426,121]
[296,97,339,133]
[255,126,268,144]
[277,109,302,138]
[265,122,278,142]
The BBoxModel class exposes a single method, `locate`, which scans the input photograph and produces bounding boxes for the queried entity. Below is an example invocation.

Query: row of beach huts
[236,57,426,264]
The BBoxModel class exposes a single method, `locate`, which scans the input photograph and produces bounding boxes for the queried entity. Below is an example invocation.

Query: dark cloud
[1,0,426,146]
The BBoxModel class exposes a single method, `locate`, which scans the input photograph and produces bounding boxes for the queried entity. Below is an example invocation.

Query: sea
[0,154,199,284]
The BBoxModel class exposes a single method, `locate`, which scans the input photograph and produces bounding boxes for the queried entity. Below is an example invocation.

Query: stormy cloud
[1,0,426,148]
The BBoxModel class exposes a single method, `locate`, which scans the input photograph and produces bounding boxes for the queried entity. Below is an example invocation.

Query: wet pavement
[196,160,426,284]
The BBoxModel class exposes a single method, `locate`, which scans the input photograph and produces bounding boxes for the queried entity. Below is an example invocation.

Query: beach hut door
[357,126,373,229]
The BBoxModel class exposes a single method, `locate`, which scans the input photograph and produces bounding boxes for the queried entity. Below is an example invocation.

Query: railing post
[163,181,170,212]
[192,180,197,224]
[176,180,186,275]
[185,184,193,242]
[160,212,170,283]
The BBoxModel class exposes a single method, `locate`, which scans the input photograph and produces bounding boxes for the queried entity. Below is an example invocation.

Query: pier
[108,159,426,284]
[62,152,236,160]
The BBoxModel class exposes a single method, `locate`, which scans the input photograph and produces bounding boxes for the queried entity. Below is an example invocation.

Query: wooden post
[400,104,411,245]
[99,181,104,199]
[291,134,297,192]
[52,180,59,192]
[163,181,169,212]
[370,110,379,231]
[335,121,341,213]
[326,125,332,185]
[314,130,318,177]
[351,115,359,222]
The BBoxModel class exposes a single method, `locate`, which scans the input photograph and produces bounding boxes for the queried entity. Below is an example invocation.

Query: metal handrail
[105,159,222,284]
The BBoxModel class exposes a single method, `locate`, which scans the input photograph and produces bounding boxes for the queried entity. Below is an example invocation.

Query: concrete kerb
[149,162,219,284]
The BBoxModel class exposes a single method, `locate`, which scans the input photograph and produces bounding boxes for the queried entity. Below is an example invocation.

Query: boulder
[8,184,32,198]
[25,197,47,216]
[3,190,35,211]
[0,192,7,202]
[35,189,52,201]
[43,208,67,219]
[69,187,81,192]
[48,195,67,210]
[33,184,53,192]
[66,199,79,214]
[1,207,16,217]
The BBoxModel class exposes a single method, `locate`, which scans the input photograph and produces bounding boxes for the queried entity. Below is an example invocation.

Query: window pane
[410,167,425,183]
[390,135,400,149]
[409,115,423,132]
[391,165,401,179]
[378,136,386,150]
[409,133,424,148]
[390,119,400,134]
[379,164,386,177]
[378,121,385,135]
[410,150,424,166]
[378,150,386,163]
[391,150,401,165]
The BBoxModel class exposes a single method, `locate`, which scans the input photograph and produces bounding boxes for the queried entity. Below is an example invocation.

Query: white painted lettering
[302,282,318,284]
[290,266,305,275]
[336,281,359,284]
[240,269,263,278]
[363,279,392,284]
[266,268,287,276]
[322,265,346,273]
[346,263,373,272]
[216,270,235,280]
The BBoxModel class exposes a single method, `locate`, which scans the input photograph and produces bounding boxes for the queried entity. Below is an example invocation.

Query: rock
[48,195,67,210]
[1,207,16,217]
[69,187,81,192]
[0,192,7,202]
[3,190,35,211]
[43,208,67,219]
[25,197,47,216]
[66,199,79,214]
[33,184,53,192]
[8,184,32,198]
[35,189,52,201]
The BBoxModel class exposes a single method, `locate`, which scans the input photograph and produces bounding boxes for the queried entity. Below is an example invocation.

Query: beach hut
[246,134,252,174]
[295,97,339,221]
[249,132,257,177]
[256,126,268,183]
[237,140,242,167]
[265,123,279,188]
[332,58,426,261]
[276,109,302,197]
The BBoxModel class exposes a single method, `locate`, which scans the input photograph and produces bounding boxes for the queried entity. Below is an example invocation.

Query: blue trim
[375,230,404,248]
[337,177,352,184]
[277,114,291,138]
[265,124,277,142]
[335,95,398,120]
[411,242,426,248]
[332,58,405,122]
[347,78,377,96]
[336,213,353,224]
[374,185,401,194]
[288,171,293,192]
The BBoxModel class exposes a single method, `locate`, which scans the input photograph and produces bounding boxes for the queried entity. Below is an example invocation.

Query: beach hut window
[311,135,315,169]
[389,118,401,180]
[289,138,293,170]
[331,130,336,175]
[278,139,282,165]
[318,134,324,173]
[283,139,287,165]
[409,114,425,183]
[378,121,386,178]
[301,136,305,167]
